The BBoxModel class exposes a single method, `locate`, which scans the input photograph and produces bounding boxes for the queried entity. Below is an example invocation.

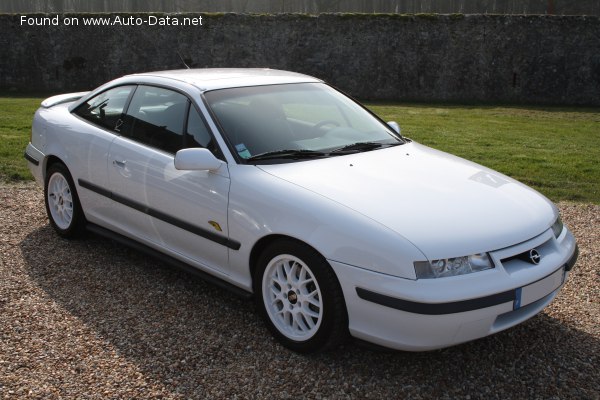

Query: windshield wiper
[246,149,328,162]
[246,142,402,161]
[330,141,401,154]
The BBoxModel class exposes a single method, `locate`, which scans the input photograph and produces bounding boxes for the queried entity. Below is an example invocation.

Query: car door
[71,85,135,224]
[107,85,231,274]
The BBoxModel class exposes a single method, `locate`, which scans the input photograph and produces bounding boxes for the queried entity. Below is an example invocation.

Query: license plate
[514,267,565,310]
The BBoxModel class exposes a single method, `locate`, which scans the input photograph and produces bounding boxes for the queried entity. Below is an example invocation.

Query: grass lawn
[1,96,599,203]
[0,96,42,181]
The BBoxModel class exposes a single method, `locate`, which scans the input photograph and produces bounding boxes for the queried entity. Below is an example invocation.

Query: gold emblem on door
[208,220,222,232]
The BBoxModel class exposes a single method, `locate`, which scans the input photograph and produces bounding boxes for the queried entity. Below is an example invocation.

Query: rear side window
[121,85,189,154]
[74,86,134,131]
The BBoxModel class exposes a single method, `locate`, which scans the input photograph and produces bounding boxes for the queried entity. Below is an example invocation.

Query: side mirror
[387,121,401,135]
[174,148,223,171]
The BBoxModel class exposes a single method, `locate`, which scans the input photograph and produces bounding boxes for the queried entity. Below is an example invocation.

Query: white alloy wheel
[44,163,85,238]
[47,171,74,230]
[262,254,323,341]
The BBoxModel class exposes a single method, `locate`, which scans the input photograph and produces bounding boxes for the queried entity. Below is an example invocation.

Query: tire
[44,163,86,238]
[254,239,348,353]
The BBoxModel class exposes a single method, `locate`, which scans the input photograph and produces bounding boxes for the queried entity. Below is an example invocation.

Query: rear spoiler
[41,91,89,108]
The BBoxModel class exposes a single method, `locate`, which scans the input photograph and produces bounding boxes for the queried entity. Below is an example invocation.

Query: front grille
[499,237,554,275]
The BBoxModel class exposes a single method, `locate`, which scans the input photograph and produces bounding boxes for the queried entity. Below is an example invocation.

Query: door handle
[112,159,131,178]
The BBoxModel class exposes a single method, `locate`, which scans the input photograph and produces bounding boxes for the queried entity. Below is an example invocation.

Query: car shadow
[21,225,599,399]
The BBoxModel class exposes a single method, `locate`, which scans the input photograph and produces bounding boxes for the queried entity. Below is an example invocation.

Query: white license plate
[515,267,565,309]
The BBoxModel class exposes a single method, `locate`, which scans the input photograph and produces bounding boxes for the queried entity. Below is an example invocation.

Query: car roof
[127,68,322,91]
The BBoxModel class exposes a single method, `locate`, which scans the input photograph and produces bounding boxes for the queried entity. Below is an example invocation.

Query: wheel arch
[43,158,87,238]
[248,234,345,297]
[43,155,67,181]
[249,234,300,287]
[249,233,350,352]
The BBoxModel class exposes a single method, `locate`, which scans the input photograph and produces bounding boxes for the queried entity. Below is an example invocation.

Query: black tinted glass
[122,85,189,154]
[204,83,400,161]
[186,106,211,147]
[74,86,134,131]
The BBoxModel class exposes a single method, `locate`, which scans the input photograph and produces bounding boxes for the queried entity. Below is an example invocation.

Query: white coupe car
[25,69,578,353]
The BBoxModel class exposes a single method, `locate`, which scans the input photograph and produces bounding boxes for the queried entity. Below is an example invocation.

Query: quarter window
[74,86,134,131]
[122,85,189,154]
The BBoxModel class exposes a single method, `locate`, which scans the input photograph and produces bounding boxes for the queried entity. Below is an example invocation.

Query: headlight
[414,253,494,279]
[551,216,564,238]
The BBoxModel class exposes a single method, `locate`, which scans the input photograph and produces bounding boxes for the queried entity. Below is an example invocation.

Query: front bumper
[330,228,578,351]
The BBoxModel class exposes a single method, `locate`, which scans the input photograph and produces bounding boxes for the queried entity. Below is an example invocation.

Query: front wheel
[44,163,86,238]
[254,240,348,353]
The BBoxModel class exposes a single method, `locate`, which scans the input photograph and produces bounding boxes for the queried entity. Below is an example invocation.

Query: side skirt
[86,223,253,299]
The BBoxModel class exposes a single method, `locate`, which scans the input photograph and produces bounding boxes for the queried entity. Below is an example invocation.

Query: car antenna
[177,52,191,69]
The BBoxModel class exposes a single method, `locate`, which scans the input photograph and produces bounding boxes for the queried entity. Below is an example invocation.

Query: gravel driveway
[1,182,598,399]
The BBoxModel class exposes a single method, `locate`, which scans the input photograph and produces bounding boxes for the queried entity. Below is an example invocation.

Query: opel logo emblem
[529,249,541,265]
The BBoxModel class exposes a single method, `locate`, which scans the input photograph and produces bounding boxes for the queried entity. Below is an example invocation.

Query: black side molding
[24,151,40,166]
[356,287,516,315]
[86,223,252,299]
[78,179,241,251]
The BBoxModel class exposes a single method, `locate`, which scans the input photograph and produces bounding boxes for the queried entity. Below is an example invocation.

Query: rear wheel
[254,239,348,353]
[44,163,86,238]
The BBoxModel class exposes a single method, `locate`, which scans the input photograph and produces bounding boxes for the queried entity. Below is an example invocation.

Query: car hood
[257,142,556,260]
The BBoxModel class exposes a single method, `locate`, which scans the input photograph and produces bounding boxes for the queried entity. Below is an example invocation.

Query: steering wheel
[312,120,340,135]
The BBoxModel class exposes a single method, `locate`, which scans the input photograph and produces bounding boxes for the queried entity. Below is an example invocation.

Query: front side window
[122,85,189,154]
[74,86,134,131]
[185,106,220,157]
[204,83,403,162]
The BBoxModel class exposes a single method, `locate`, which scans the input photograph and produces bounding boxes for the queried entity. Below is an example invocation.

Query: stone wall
[1,13,599,105]
[3,0,600,15]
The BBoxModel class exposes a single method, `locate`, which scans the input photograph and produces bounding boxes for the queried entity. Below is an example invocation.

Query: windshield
[204,83,402,162]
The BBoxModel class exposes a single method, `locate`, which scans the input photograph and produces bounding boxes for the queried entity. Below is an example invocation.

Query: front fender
[227,165,425,289]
